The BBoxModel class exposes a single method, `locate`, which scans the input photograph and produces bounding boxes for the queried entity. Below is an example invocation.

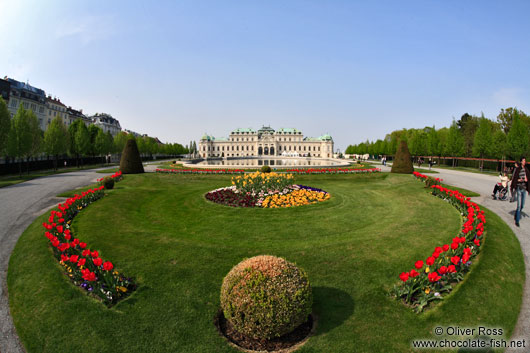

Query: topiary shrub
[220,255,312,340]
[120,139,144,174]
[391,140,414,174]
[260,165,272,173]
[103,176,115,189]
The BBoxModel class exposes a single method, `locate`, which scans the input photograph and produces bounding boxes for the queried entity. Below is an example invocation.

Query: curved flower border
[156,167,380,175]
[392,172,486,312]
[41,177,136,306]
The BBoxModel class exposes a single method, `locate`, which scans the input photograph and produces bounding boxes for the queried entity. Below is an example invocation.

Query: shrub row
[392,172,486,312]
[41,184,136,306]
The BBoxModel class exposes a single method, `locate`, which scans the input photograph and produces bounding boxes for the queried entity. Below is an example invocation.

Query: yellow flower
[425,288,431,294]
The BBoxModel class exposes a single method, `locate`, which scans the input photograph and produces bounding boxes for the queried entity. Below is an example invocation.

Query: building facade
[67,106,92,127]
[199,126,334,159]
[5,78,48,130]
[46,96,69,128]
[91,113,121,136]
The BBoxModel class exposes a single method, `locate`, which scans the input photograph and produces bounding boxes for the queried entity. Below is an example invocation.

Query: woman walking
[510,157,529,227]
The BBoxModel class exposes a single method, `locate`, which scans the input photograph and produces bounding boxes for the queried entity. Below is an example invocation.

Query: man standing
[511,157,529,227]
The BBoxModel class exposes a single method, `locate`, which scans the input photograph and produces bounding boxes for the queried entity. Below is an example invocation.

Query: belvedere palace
[199,126,333,159]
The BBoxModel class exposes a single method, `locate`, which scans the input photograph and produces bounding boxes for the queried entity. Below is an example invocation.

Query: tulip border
[41,181,136,306]
[392,172,486,312]
[156,167,381,175]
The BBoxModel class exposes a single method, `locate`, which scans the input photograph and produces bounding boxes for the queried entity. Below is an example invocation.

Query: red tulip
[77,258,86,267]
[93,257,103,266]
[451,256,460,265]
[428,272,441,282]
[474,239,480,247]
[69,255,79,263]
[91,250,99,258]
[82,249,90,257]
[409,269,419,277]
[79,242,87,249]
[82,270,96,281]
[415,260,424,269]
[399,272,409,282]
[438,266,447,274]
[442,244,450,252]
[61,254,68,262]
[103,261,113,271]
[451,242,459,250]
[426,256,435,266]
[56,225,63,233]
[447,265,456,273]
[462,253,470,263]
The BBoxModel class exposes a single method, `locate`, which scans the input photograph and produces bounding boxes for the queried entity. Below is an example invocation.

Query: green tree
[44,116,68,171]
[427,126,440,156]
[25,109,42,174]
[7,105,32,176]
[75,123,91,166]
[472,117,493,170]
[497,107,530,134]
[0,97,10,156]
[446,120,465,166]
[94,129,113,163]
[114,131,128,156]
[507,112,529,161]
[491,130,508,172]
[87,124,101,156]
[457,113,479,157]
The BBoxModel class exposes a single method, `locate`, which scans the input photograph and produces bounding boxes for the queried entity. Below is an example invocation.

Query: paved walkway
[379,164,530,350]
[0,163,528,352]
[0,168,112,353]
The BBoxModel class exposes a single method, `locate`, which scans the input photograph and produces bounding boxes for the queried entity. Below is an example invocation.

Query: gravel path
[1,164,528,352]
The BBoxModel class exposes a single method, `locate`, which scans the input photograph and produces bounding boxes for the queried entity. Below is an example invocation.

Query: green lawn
[8,173,524,352]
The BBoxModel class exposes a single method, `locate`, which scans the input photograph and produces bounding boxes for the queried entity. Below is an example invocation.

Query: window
[11,99,18,107]
[23,102,29,109]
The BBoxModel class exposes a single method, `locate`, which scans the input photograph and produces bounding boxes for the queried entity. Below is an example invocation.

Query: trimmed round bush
[391,140,414,174]
[260,165,272,173]
[220,255,312,340]
[103,176,115,190]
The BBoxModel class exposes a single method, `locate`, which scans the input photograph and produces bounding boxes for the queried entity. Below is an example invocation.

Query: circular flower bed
[205,172,330,208]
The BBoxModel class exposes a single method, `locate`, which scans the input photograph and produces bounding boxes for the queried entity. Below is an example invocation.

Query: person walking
[510,157,529,227]
[510,161,520,202]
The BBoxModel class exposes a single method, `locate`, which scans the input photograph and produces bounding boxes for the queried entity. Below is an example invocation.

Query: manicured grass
[438,183,480,197]
[414,167,439,174]
[0,164,118,188]
[96,167,120,174]
[8,173,523,352]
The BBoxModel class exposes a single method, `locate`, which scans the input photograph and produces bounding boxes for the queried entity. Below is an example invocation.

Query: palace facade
[199,126,334,159]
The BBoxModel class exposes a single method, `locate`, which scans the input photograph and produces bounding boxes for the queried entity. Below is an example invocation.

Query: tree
[25,109,42,174]
[7,104,32,176]
[472,117,493,170]
[75,122,91,166]
[427,126,440,156]
[44,116,68,171]
[507,112,529,161]
[491,130,507,159]
[94,129,112,163]
[457,113,479,157]
[446,120,465,166]
[87,124,101,156]
[105,131,115,156]
[0,97,10,156]
[114,131,128,157]
[497,107,530,134]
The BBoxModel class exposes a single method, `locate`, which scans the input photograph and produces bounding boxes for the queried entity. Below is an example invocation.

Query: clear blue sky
[1,0,529,151]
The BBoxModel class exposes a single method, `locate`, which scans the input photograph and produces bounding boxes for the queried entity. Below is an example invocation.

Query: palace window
[318,147,321,151]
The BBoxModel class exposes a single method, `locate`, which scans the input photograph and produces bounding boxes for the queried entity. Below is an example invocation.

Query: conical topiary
[391,140,414,174]
[120,139,144,174]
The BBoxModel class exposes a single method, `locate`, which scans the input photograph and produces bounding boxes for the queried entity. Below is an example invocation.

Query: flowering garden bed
[157,168,245,174]
[205,172,330,208]
[157,167,380,174]
[41,179,136,306]
[392,172,486,312]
